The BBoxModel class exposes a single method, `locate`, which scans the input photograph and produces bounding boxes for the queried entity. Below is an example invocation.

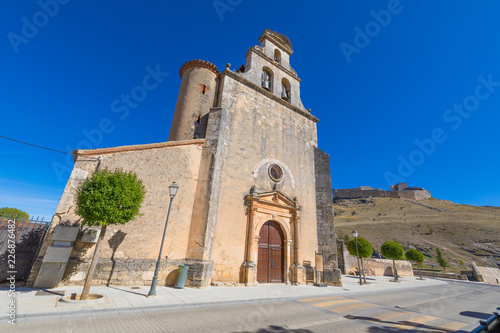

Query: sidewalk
[1,275,452,320]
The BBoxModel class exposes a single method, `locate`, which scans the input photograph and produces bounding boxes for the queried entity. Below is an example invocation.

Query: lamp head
[352,230,358,238]
[169,181,179,198]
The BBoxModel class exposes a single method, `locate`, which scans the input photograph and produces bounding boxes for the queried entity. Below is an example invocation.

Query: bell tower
[235,29,307,111]
[168,60,220,141]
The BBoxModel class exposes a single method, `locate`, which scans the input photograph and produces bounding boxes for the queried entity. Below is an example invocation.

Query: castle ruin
[333,183,431,201]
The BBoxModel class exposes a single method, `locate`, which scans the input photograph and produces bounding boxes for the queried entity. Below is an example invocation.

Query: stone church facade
[28,30,341,288]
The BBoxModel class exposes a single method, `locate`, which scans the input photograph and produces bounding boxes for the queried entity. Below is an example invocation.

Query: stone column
[293,210,301,264]
[285,239,292,284]
[243,196,257,286]
[292,209,305,285]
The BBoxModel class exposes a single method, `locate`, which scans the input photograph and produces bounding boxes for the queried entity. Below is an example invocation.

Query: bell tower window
[281,78,291,101]
[261,67,273,92]
[274,49,281,64]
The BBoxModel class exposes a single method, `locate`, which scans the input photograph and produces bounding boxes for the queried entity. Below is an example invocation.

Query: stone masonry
[333,182,431,201]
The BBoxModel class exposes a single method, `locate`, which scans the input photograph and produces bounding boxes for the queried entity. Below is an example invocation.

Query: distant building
[333,182,432,201]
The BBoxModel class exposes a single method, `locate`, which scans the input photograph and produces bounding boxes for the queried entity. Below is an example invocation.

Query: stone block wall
[314,147,342,286]
[342,245,414,277]
[28,140,213,288]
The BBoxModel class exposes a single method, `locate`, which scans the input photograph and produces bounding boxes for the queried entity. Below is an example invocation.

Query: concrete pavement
[1,275,498,332]
[1,275,448,319]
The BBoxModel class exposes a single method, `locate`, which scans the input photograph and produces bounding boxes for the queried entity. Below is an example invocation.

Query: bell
[261,73,271,91]
[281,89,289,100]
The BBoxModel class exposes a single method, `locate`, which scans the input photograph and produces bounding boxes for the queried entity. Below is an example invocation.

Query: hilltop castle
[29,30,341,288]
[334,182,432,201]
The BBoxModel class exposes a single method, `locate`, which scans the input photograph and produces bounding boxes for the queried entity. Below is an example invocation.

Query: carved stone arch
[254,215,291,243]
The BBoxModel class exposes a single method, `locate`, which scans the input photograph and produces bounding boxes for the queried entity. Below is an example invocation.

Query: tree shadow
[345,314,455,333]
[235,325,313,333]
[459,310,491,319]
[106,230,127,286]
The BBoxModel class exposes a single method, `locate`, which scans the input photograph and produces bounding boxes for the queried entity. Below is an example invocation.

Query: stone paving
[0,275,449,319]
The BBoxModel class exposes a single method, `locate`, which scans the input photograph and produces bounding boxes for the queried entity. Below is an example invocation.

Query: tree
[346,237,373,283]
[405,249,424,280]
[0,207,29,220]
[76,168,145,300]
[381,241,405,281]
[435,247,449,271]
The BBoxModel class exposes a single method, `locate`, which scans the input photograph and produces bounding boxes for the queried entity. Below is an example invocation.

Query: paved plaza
[1,276,499,332]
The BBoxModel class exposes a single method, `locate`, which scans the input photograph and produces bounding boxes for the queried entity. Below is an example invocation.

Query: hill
[334,197,500,271]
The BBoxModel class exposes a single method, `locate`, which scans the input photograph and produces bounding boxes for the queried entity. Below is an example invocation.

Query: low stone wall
[61,258,214,288]
[419,271,468,280]
[343,246,413,277]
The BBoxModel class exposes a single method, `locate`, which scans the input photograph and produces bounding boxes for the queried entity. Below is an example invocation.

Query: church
[28,30,342,288]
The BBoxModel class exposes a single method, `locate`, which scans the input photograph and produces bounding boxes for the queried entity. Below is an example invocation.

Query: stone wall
[333,187,431,201]
[314,147,342,286]
[342,245,414,277]
[419,271,468,281]
[28,140,214,288]
[63,258,213,287]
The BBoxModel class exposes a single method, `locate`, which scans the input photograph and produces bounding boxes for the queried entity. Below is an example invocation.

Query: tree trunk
[80,224,107,300]
[392,259,398,281]
[360,257,367,283]
[418,263,423,280]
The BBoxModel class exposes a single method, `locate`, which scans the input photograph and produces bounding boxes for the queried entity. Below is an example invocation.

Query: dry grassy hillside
[334,197,500,271]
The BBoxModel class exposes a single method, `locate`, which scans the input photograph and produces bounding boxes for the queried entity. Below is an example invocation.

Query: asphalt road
[3,278,499,333]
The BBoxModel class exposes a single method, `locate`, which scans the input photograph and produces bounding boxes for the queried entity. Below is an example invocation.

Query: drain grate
[130,287,141,289]
[35,290,65,296]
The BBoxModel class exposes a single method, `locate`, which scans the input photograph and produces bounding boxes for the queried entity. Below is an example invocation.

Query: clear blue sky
[1,1,499,218]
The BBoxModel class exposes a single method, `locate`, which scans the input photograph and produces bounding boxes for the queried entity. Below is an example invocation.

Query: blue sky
[1,1,499,218]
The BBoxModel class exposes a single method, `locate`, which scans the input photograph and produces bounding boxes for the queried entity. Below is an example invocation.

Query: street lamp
[427,248,436,277]
[352,230,363,286]
[148,181,179,297]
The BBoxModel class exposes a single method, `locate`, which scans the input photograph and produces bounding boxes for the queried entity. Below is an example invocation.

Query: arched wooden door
[257,221,284,283]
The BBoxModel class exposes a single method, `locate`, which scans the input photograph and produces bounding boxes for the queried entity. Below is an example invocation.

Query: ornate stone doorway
[257,221,284,283]
[243,189,306,286]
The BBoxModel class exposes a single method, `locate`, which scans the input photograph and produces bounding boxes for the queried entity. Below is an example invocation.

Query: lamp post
[427,248,436,277]
[352,230,363,286]
[148,181,179,297]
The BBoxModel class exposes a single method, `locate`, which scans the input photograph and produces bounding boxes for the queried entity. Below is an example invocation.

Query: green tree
[405,249,425,280]
[381,241,405,281]
[346,237,373,283]
[435,247,449,271]
[343,234,349,243]
[0,207,29,220]
[76,168,146,300]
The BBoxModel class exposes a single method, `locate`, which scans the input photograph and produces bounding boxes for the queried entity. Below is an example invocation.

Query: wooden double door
[257,221,284,283]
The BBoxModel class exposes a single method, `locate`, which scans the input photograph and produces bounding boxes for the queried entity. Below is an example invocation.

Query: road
[3,278,499,332]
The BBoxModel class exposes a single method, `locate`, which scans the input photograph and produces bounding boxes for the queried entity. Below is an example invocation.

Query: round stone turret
[168,60,220,141]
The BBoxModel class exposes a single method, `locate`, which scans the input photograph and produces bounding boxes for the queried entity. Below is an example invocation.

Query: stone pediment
[253,190,296,208]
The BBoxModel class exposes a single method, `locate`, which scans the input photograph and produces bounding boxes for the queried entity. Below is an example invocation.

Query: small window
[268,164,283,182]
[274,49,281,64]
[261,67,273,92]
[281,78,291,101]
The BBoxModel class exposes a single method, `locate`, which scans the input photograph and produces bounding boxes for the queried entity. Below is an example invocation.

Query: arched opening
[257,220,284,283]
[281,78,291,101]
[274,49,281,64]
[261,67,273,92]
